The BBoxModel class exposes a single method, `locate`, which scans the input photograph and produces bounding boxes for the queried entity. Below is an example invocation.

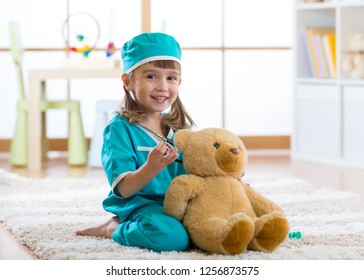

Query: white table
[28,67,121,171]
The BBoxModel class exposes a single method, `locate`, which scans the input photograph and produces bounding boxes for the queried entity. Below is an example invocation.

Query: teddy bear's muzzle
[215,144,244,174]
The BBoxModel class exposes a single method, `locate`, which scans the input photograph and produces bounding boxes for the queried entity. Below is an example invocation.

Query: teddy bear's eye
[213,143,220,149]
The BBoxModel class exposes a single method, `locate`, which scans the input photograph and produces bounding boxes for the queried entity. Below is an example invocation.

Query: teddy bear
[164,128,289,255]
[343,32,364,79]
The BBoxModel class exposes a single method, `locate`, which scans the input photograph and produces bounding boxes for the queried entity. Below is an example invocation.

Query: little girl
[76,32,195,252]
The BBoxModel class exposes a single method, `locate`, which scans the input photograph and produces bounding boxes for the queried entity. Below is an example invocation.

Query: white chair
[88,100,120,167]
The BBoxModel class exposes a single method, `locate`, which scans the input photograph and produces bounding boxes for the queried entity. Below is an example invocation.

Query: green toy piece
[288,231,302,239]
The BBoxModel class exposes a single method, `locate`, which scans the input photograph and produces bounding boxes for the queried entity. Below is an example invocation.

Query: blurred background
[0,0,293,151]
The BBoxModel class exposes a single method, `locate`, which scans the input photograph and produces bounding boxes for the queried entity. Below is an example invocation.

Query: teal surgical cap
[121,32,182,73]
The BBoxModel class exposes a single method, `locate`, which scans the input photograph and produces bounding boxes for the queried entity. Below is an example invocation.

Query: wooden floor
[1,150,364,260]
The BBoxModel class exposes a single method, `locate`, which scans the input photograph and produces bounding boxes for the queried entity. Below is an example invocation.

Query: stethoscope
[137,123,183,164]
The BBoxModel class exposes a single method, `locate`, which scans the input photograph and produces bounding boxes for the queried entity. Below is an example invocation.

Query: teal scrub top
[101,114,186,222]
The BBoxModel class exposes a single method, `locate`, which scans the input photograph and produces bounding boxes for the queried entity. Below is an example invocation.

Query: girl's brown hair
[119,60,195,135]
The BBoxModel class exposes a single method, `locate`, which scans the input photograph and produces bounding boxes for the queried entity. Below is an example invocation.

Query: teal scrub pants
[112,204,190,252]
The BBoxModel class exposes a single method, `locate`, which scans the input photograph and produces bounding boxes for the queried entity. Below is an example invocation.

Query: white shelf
[293,0,364,168]
[297,78,364,86]
[297,3,337,10]
[296,77,338,84]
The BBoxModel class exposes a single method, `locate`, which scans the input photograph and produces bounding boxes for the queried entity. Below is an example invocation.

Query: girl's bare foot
[75,216,120,239]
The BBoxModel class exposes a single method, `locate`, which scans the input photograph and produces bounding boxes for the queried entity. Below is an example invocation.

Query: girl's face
[123,63,181,114]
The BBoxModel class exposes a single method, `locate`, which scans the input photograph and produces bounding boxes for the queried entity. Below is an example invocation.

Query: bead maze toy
[62,12,100,57]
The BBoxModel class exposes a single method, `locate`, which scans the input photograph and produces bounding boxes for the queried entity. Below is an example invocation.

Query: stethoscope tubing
[137,123,183,164]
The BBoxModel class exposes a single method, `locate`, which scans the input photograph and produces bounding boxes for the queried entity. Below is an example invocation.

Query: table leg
[28,75,42,171]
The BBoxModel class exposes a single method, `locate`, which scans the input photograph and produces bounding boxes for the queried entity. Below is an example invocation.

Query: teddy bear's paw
[249,211,289,252]
[222,214,255,255]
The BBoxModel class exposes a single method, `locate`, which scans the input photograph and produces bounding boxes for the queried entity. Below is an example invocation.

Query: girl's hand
[146,141,179,172]
[117,141,179,198]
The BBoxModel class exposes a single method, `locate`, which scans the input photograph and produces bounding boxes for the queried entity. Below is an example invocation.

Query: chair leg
[88,110,107,167]
[68,110,87,165]
[41,111,48,160]
[10,110,28,166]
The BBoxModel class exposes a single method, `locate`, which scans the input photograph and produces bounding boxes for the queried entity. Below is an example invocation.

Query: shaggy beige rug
[0,169,363,260]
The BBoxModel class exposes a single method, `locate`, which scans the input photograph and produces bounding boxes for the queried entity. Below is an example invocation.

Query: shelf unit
[292,0,364,168]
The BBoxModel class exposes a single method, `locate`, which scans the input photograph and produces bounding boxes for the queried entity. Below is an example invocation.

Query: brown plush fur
[164,128,289,255]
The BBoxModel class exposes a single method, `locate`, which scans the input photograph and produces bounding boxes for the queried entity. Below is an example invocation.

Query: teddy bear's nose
[229,148,239,155]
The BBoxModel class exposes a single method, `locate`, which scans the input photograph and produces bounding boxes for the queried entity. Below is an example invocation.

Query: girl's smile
[151,95,169,104]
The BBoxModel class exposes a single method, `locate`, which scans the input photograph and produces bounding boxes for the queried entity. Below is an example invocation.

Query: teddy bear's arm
[164,174,205,221]
[242,182,283,217]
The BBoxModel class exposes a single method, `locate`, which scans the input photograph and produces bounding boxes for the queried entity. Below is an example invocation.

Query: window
[150,0,293,135]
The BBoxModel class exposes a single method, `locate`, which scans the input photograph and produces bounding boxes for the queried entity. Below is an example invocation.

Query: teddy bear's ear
[174,129,194,152]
